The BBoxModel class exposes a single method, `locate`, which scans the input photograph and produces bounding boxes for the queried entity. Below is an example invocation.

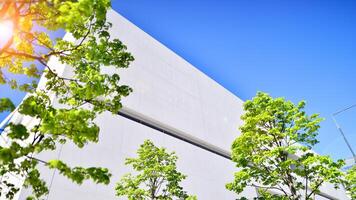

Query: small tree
[116,140,197,200]
[226,92,346,200]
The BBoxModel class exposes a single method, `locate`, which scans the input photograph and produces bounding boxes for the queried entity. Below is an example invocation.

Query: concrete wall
[18,9,251,199]
[19,112,252,199]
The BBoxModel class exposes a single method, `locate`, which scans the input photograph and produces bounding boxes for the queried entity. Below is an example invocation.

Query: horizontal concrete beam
[118,107,232,160]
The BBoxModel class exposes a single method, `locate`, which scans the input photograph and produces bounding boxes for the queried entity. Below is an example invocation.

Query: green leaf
[0,98,15,113]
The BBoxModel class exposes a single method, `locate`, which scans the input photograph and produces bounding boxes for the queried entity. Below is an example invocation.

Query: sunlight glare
[0,20,14,48]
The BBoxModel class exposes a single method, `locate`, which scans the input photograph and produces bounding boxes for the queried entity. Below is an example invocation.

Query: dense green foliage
[0,98,15,113]
[345,165,356,199]
[0,1,133,199]
[226,92,346,200]
[116,140,197,200]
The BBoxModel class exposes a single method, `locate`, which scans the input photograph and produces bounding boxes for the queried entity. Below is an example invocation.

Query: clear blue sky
[1,0,356,160]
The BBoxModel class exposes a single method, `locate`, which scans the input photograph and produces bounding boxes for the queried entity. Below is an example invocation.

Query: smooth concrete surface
[97,10,245,153]
[20,112,254,199]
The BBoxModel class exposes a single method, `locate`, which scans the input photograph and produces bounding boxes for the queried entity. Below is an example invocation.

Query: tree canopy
[116,140,197,200]
[226,92,346,200]
[0,1,133,199]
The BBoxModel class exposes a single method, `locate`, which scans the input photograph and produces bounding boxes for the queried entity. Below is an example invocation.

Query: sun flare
[0,20,14,47]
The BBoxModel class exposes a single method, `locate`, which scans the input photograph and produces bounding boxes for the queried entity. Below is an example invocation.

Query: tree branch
[26,155,48,165]
[306,180,324,199]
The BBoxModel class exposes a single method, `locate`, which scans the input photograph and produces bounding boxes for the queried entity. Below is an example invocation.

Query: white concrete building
[0,10,350,200]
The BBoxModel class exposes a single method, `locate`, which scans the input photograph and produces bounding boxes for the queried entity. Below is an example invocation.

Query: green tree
[115,140,197,200]
[226,92,346,200]
[0,1,133,199]
[345,165,356,199]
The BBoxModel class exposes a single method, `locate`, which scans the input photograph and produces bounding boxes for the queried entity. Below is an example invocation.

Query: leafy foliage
[0,98,15,113]
[226,92,346,200]
[345,165,356,199]
[0,1,133,199]
[116,140,197,200]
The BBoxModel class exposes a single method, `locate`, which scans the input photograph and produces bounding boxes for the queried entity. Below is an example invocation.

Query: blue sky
[1,0,356,160]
